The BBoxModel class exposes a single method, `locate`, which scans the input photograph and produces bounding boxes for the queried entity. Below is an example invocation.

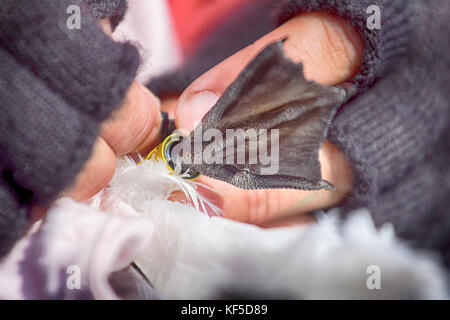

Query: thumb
[175,12,363,131]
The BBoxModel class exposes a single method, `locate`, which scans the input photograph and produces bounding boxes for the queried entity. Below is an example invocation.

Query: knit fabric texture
[277,0,450,265]
[0,0,139,257]
[84,0,127,19]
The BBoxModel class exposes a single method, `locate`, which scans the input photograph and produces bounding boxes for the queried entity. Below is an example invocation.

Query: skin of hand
[174,12,363,227]
[67,82,162,201]
[30,81,162,222]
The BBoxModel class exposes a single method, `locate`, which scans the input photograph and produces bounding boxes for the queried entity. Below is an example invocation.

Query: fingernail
[176,91,219,131]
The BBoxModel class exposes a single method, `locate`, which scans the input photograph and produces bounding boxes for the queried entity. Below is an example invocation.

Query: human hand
[67,18,163,201]
[67,81,162,201]
[29,19,163,223]
[174,12,363,227]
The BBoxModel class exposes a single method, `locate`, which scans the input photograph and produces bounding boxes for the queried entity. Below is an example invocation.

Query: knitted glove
[277,0,450,265]
[0,0,139,257]
[84,0,127,18]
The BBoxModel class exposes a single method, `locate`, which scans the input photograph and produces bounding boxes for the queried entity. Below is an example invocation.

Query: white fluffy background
[90,157,448,299]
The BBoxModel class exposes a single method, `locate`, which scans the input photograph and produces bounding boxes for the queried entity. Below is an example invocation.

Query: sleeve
[276,0,450,262]
[0,0,139,257]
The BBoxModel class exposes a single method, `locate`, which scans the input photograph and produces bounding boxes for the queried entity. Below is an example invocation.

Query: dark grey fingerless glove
[0,0,139,257]
[277,0,450,265]
[84,0,127,18]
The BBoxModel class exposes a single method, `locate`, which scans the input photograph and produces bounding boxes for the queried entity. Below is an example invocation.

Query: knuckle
[278,12,362,84]
[319,18,357,73]
[246,189,280,224]
[102,82,160,155]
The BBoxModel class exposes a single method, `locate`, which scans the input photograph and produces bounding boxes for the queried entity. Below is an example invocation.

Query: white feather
[91,156,221,216]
